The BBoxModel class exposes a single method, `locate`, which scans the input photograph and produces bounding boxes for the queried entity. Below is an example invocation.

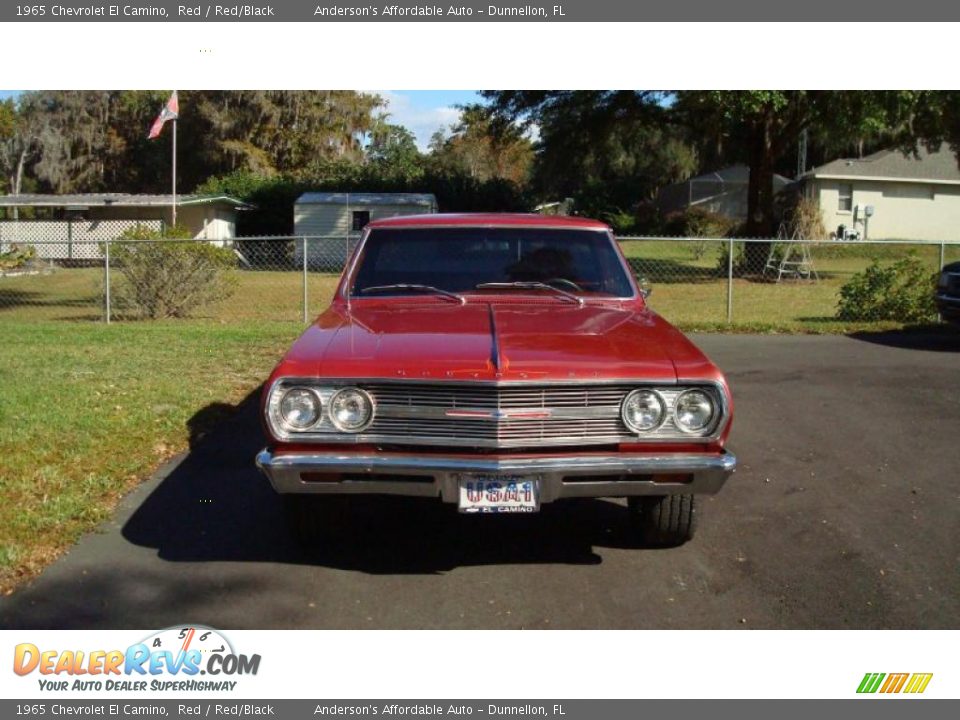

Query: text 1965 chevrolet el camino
[257,213,735,546]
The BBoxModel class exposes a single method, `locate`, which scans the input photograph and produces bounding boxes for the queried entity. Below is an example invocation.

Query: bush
[112,226,237,319]
[783,196,828,241]
[836,254,938,323]
[0,244,36,271]
[662,207,737,261]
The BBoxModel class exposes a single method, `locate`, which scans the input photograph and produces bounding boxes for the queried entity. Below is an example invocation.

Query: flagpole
[171,115,177,228]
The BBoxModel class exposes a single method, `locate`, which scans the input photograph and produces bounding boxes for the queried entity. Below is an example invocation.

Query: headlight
[939,271,950,290]
[674,389,715,433]
[279,387,322,430]
[329,387,374,432]
[621,389,666,432]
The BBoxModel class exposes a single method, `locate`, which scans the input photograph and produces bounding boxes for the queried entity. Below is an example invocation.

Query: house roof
[0,193,252,209]
[295,192,437,207]
[686,164,792,188]
[803,144,960,184]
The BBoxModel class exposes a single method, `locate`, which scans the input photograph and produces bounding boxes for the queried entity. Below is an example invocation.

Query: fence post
[104,239,111,325]
[939,241,946,271]
[726,237,734,323]
[302,236,308,325]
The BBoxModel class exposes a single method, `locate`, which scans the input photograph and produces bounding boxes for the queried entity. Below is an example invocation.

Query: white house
[293,192,438,268]
[0,193,250,260]
[802,145,960,241]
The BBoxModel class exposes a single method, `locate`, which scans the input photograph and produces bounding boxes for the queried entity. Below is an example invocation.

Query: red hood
[276,299,698,383]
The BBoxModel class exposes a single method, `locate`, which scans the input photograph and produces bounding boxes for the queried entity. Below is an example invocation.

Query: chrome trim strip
[269,375,691,388]
[257,449,737,501]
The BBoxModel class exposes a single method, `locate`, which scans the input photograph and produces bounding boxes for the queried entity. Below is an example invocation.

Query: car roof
[366,213,611,231]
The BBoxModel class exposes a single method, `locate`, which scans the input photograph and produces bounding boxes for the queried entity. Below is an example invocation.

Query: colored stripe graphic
[857,673,886,693]
[903,674,933,694]
[857,672,932,694]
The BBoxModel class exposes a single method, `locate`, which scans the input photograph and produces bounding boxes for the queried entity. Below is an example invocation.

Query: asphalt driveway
[2,332,958,629]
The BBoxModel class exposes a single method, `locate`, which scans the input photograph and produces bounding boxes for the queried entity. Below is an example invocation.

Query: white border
[1,22,959,90]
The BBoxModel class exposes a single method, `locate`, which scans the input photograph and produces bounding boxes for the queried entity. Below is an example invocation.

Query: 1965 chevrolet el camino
[257,214,735,546]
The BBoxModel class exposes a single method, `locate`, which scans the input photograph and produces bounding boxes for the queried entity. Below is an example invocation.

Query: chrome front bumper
[256,449,736,503]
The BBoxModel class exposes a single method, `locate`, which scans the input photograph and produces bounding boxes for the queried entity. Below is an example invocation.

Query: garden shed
[294,192,438,236]
[293,192,438,269]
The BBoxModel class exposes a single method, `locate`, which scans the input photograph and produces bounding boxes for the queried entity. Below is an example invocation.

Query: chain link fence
[0,234,958,328]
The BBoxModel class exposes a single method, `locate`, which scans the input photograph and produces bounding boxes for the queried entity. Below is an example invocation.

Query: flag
[147,91,179,139]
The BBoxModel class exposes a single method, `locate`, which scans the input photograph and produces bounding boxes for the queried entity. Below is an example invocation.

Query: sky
[0,90,482,150]
[378,90,482,149]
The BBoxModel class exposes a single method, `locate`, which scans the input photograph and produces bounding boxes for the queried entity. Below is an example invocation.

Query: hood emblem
[445,409,552,421]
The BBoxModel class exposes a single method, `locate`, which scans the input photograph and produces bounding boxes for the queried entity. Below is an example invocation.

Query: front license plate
[458,475,540,513]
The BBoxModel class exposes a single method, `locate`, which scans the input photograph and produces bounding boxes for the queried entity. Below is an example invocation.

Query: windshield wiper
[358,284,466,304]
[474,281,585,307]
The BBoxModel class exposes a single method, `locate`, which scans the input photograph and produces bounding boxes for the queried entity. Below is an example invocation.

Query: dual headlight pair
[276,386,374,433]
[621,388,717,435]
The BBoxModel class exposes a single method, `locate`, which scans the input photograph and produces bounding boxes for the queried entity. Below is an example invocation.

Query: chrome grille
[343,383,723,448]
[365,383,631,410]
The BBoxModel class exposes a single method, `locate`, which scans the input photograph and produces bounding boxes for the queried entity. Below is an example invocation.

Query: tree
[366,121,424,183]
[0,96,42,218]
[10,90,386,195]
[428,105,533,185]
[672,92,931,238]
[480,91,694,226]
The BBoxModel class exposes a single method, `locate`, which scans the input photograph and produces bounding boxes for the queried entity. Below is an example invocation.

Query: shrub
[836,254,938,323]
[111,226,237,319]
[662,207,737,260]
[716,241,752,277]
[0,244,36,271]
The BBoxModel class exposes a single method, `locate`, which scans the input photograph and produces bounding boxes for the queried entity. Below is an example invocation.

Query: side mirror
[637,276,652,299]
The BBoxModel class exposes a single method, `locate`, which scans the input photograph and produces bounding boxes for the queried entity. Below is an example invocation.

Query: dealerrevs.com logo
[13,626,261,692]
[857,673,933,694]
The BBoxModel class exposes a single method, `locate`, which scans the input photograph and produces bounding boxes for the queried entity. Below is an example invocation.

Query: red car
[257,214,735,546]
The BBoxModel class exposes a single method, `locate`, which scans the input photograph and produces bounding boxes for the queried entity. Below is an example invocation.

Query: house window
[838,184,853,212]
[352,210,370,231]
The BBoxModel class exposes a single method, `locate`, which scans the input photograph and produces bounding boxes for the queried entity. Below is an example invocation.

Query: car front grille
[349,383,713,448]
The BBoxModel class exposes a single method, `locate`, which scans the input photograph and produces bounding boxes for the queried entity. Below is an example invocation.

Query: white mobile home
[293,192,438,269]
[0,193,250,260]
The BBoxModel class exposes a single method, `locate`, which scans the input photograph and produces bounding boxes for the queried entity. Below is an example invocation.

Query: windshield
[350,228,634,298]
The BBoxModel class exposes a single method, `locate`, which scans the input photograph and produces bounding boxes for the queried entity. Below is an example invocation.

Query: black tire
[628,494,697,547]
[282,495,351,546]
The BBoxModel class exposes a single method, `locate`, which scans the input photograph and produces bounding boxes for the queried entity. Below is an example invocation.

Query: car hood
[282,301,682,382]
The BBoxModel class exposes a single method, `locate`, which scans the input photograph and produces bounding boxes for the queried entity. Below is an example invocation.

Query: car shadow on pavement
[120,388,656,576]
[847,327,960,352]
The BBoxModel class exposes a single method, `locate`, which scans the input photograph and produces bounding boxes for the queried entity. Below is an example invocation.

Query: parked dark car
[936,261,960,326]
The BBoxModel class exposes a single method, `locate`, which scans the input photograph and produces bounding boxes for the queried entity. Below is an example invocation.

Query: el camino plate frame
[458,474,540,513]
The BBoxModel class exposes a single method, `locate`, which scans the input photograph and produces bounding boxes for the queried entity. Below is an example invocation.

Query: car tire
[628,494,697,547]
[282,495,350,545]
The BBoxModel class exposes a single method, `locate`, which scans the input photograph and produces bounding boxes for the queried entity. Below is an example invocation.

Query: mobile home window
[352,210,370,231]
[838,184,853,212]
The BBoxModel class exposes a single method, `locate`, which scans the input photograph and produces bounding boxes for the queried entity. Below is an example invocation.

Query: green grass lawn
[0,321,301,594]
[620,239,959,332]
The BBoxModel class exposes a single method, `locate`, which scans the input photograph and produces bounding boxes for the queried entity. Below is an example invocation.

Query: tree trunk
[11,148,26,221]
[744,113,776,274]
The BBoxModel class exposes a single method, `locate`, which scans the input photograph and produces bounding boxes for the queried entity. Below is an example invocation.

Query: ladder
[763,224,819,282]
